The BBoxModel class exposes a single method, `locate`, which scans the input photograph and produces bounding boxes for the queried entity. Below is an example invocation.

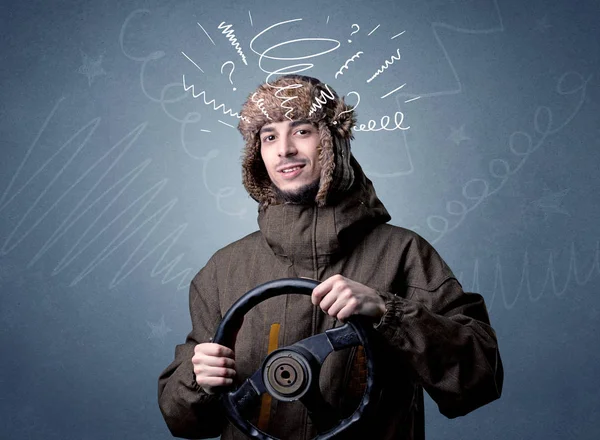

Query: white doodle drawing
[177,112,247,217]
[366,48,401,83]
[381,83,406,99]
[391,30,406,40]
[221,61,237,91]
[362,128,415,178]
[77,50,106,86]
[457,240,600,313]
[148,315,172,342]
[522,188,570,225]
[368,24,380,36]
[181,51,204,73]
[120,9,248,217]
[183,76,247,122]
[249,17,340,82]
[336,91,360,121]
[0,97,194,290]
[252,92,272,120]
[530,188,570,218]
[354,111,409,132]
[448,125,470,145]
[348,24,360,43]
[272,82,303,121]
[404,96,421,103]
[334,51,363,79]
[218,120,235,128]
[248,11,253,27]
[308,83,336,116]
[197,22,216,45]
[394,0,504,103]
[217,21,249,66]
[408,71,591,244]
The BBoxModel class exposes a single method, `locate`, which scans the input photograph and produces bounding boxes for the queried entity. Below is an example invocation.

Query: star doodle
[448,125,470,145]
[530,188,570,220]
[148,315,172,342]
[77,50,107,86]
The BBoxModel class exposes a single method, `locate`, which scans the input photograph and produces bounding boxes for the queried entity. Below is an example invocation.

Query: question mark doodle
[221,61,236,91]
[335,91,360,122]
[348,24,360,43]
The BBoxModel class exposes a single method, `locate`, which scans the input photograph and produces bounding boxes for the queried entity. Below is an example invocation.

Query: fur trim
[238,75,357,208]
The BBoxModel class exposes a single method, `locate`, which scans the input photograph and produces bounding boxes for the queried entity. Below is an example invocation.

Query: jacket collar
[257,156,391,271]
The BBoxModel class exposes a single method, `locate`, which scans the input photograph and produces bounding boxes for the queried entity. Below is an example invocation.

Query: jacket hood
[257,155,391,271]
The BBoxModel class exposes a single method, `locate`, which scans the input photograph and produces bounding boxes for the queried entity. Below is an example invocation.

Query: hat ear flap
[316,120,335,206]
[242,135,277,205]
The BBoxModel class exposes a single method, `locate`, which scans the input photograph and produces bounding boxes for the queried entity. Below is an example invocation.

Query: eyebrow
[259,119,313,135]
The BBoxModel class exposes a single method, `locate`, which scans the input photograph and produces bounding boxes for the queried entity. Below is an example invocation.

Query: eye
[262,134,275,142]
[296,129,311,135]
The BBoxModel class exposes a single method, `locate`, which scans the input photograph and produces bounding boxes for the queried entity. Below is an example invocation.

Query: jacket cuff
[191,372,219,403]
[373,290,408,341]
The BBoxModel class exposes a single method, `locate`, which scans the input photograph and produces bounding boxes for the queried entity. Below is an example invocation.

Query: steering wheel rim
[212,278,380,440]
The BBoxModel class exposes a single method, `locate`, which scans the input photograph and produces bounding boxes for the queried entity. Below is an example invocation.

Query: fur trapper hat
[237,75,358,209]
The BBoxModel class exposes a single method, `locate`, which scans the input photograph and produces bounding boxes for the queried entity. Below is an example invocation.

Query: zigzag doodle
[217,21,248,65]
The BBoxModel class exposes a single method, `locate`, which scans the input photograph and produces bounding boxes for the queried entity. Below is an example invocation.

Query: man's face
[259,119,322,202]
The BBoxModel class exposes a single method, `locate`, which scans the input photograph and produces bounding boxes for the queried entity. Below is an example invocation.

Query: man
[158,75,503,439]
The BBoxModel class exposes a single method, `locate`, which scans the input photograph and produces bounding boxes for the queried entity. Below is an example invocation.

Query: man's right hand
[192,343,237,394]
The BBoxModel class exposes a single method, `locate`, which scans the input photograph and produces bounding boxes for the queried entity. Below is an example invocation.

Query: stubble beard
[272,178,321,205]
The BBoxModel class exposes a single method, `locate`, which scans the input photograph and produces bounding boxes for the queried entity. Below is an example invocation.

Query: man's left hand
[310,274,386,322]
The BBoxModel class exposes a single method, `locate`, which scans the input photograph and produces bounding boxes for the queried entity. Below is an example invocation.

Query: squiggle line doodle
[252,92,272,120]
[272,82,303,121]
[367,48,401,83]
[408,71,591,244]
[119,9,245,217]
[354,111,409,132]
[248,18,341,120]
[182,74,249,122]
[334,51,363,79]
[0,98,193,290]
[249,18,340,83]
[308,83,336,116]
[217,21,249,66]
[458,240,600,313]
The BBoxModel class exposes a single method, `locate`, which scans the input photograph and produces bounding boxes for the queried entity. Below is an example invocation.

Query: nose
[277,135,297,157]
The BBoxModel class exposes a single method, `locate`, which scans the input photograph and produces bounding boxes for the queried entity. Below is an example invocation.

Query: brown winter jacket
[157,159,503,439]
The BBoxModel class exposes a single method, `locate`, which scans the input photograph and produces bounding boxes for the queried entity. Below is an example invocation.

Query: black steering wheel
[212,278,380,440]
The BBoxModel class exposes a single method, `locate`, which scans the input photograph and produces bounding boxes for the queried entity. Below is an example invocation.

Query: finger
[337,303,357,323]
[200,355,236,369]
[311,278,335,305]
[198,376,235,390]
[197,343,235,359]
[327,296,355,319]
[318,289,340,312]
[197,365,237,379]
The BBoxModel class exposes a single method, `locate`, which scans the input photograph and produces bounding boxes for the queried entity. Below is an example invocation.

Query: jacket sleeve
[373,237,504,418]
[158,257,227,438]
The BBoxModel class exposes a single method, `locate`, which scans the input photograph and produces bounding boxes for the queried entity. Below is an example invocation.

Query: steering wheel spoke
[290,322,361,367]
[228,370,266,417]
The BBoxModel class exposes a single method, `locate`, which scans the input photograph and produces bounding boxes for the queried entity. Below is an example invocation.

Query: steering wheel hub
[263,349,311,400]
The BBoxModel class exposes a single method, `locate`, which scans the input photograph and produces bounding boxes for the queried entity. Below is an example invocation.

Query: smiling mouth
[279,165,305,174]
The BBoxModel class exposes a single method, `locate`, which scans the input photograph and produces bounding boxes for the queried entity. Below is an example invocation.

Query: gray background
[1,0,599,438]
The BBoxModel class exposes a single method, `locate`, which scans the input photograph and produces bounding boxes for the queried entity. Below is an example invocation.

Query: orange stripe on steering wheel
[257,323,281,431]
